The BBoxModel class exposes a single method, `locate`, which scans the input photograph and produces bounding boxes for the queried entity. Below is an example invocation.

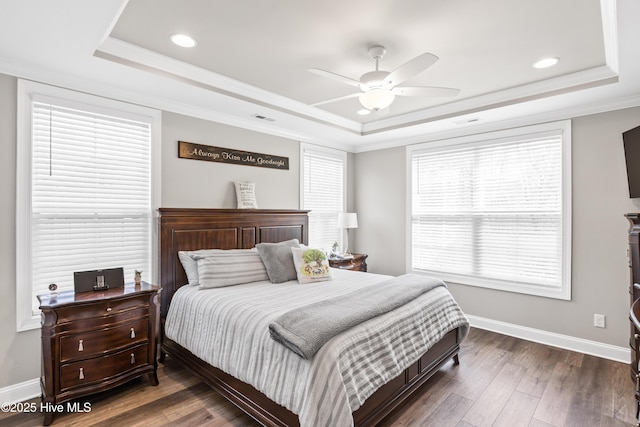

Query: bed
[158,208,468,427]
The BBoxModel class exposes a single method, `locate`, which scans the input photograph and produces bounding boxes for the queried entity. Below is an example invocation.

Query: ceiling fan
[309,45,460,112]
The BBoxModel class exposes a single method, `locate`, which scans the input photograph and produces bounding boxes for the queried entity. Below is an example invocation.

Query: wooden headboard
[158,208,309,317]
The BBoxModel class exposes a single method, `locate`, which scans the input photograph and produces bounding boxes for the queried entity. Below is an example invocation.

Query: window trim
[16,80,161,331]
[405,120,572,300]
[299,142,348,249]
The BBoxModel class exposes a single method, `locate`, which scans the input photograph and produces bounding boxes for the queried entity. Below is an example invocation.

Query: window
[300,143,347,251]
[16,81,160,331]
[407,121,571,299]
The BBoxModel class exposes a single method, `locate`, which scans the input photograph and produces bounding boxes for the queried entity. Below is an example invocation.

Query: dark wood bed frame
[158,208,461,427]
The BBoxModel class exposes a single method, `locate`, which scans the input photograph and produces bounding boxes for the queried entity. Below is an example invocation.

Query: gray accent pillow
[256,239,300,283]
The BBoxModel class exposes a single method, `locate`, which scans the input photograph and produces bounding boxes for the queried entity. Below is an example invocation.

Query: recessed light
[170,33,197,48]
[533,57,559,69]
[357,109,371,115]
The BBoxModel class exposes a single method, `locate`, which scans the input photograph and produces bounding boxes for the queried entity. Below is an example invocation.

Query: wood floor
[2,328,636,427]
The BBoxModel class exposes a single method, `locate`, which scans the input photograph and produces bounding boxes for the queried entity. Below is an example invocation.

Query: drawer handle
[78,340,83,352]
[130,328,135,339]
[635,334,640,340]
[79,368,84,380]
[106,307,112,312]
[130,353,135,364]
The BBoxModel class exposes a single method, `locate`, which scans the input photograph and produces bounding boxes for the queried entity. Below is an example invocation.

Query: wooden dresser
[627,215,640,379]
[630,297,640,425]
[38,283,161,426]
[329,253,368,272]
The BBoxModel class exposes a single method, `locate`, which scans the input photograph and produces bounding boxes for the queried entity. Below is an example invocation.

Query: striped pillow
[197,249,269,288]
[178,249,224,286]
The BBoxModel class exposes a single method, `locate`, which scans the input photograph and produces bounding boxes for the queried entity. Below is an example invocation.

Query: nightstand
[329,253,368,272]
[38,283,161,426]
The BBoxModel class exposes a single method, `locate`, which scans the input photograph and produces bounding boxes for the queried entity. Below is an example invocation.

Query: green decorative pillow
[291,247,332,284]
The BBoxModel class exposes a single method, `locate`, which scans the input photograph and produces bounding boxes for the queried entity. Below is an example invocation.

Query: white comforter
[164,268,469,427]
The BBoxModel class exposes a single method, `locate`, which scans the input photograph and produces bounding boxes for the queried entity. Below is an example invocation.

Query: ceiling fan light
[359,89,395,111]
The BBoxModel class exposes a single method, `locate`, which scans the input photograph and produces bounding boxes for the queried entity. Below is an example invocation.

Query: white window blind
[301,145,346,250]
[28,99,152,315]
[409,122,571,299]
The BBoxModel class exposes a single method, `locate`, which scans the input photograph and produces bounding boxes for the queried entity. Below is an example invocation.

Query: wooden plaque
[178,141,289,170]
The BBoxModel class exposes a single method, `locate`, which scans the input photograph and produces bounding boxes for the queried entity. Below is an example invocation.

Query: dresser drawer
[60,317,149,362]
[59,344,149,391]
[55,307,149,335]
[55,294,151,324]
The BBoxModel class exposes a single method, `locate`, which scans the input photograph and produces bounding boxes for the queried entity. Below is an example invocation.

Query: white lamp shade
[358,89,395,111]
[337,212,358,229]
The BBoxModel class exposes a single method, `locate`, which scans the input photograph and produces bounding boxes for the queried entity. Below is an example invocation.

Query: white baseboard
[0,378,40,404]
[467,314,630,364]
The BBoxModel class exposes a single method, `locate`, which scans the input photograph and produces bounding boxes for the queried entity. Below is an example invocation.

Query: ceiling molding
[0,56,357,151]
[600,0,619,73]
[361,65,619,135]
[95,37,362,134]
[96,35,619,142]
[92,0,621,147]
[353,93,640,154]
[1,51,635,157]
[2,0,637,155]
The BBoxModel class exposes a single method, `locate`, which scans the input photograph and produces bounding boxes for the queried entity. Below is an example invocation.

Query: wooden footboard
[354,329,459,426]
[161,328,460,427]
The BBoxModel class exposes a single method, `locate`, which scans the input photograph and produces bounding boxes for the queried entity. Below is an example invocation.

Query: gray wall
[0,73,42,390]
[352,146,407,276]
[161,112,301,209]
[354,108,640,347]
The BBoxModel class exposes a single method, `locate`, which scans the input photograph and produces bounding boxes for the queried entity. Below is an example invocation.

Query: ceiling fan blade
[309,68,361,88]
[384,53,439,87]
[392,86,461,97]
[310,92,361,107]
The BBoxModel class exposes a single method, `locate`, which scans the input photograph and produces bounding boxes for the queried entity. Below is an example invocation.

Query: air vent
[251,114,275,122]
[453,117,480,125]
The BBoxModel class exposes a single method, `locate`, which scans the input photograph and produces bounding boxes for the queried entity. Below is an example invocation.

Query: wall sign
[178,141,289,170]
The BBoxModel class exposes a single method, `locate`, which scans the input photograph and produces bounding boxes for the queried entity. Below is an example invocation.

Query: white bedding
[164,268,469,427]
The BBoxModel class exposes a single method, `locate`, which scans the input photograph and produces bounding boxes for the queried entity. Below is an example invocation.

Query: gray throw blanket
[268,274,445,359]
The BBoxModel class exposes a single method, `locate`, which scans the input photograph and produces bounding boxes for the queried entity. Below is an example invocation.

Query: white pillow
[197,249,269,288]
[235,181,258,209]
[291,247,332,284]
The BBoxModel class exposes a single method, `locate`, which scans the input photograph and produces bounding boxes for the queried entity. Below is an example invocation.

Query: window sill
[409,269,571,300]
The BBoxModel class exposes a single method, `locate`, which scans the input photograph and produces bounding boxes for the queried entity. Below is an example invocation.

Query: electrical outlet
[594,314,606,328]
